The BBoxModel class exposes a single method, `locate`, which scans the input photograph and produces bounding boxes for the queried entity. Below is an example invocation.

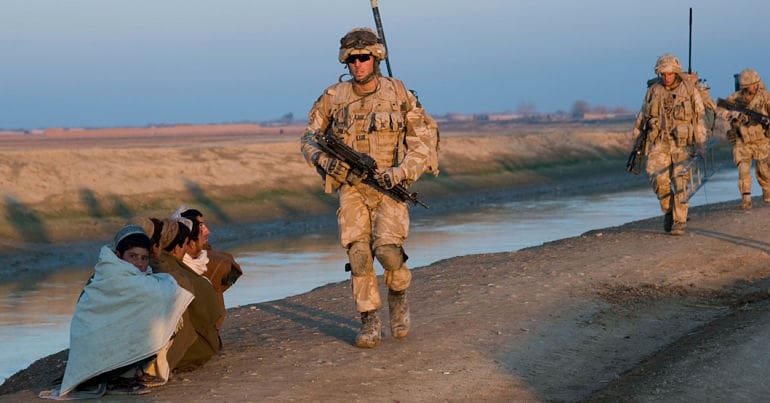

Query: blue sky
[0,0,766,129]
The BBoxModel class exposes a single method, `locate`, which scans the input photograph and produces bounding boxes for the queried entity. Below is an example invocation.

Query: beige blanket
[58,246,193,396]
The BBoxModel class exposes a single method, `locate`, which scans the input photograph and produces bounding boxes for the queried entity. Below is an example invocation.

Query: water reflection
[0,169,753,382]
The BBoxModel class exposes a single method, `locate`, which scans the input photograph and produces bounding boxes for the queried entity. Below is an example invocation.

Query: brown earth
[5,120,770,401]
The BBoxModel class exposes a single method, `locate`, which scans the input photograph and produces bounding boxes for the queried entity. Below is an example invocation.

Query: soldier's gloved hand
[314,153,351,183]
[732,113,749,125]
[375,166,405,190]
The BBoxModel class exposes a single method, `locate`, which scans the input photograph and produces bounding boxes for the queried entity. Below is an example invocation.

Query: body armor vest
[329,78,408,169]
[647,80,698,148]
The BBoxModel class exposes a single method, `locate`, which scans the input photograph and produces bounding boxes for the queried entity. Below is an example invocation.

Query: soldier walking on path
[300,28,436,348]
[633,54,707,235]
[717,68,770,210]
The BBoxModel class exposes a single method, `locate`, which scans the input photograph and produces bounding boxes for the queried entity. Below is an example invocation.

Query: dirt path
[3,197,770,401]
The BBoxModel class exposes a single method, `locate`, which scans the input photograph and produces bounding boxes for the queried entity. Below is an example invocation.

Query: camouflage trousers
[733,139,770,195]
[646,148,691,224]
[338,184,412,313]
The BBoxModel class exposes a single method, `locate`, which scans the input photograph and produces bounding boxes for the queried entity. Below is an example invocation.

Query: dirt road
[3,196,770,401]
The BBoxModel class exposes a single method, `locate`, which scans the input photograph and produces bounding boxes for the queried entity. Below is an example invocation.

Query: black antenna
[370,0,393,77]
[688,7,693,74]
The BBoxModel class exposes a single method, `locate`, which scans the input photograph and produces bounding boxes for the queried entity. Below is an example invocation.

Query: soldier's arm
[398,89,433,182]
[300,90,335,166]
[715,92,741,121]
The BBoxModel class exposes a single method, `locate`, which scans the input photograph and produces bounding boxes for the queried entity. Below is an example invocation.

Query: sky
[0,0,767,129]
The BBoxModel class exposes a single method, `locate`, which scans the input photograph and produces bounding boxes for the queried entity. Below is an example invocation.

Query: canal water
[0,169,755,383]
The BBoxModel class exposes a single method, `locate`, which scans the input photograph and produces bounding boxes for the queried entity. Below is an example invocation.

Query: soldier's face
[347,54,374,82]
[743,84,759,96]
[660,72,677,87]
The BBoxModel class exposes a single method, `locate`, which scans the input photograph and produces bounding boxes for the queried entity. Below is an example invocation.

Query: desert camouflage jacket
[634,75,706,152]
[300,77,432,192]
[718,87,770,142]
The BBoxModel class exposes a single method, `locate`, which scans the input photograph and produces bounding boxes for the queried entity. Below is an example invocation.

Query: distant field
[0,118,727,245]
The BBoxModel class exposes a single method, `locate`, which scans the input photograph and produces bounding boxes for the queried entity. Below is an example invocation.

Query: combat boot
[355,310,381,348]
[671,221,686,236]
[763,189,770,203]
[388,290,411,339]
[663,212,673,233]
[740,193,752,210]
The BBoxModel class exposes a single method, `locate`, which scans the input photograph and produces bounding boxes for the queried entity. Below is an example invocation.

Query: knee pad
[347,241,373,277]
[374,244,406,271]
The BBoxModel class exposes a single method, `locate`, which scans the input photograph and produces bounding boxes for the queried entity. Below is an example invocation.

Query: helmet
[338,27,387,64]
[654,54,683,74]
[738,68,761,89]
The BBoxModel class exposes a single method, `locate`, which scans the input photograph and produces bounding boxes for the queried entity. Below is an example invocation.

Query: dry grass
[0,120,638,244]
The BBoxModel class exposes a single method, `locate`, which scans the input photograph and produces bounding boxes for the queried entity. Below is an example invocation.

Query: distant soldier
[633,54,707,235]
[716,68,770,210]
[300,28,435,348]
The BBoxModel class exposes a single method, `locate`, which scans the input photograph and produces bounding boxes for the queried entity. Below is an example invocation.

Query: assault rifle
[717,98,770,128]
[626,117,648,175]
[313,131,429,209]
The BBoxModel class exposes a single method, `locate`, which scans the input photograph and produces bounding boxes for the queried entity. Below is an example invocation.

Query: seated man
[172,206,242,324]
[153,218,225,371]
[44,225,193,399]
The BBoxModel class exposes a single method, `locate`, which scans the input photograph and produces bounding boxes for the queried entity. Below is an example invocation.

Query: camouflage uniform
[633,54,706,235]
[300,28,433,347]
[716,69,770,208]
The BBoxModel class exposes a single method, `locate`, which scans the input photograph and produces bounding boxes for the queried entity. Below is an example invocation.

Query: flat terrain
[5,120,768,401]
[4,199,770,401]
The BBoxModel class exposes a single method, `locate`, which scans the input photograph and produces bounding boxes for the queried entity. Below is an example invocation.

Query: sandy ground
[6,120,770,401]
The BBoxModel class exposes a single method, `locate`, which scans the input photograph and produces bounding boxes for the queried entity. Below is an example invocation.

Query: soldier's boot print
[741,193,752,210]
[388,289,411,339]
[663,211,673,233]
[355,310,381,348]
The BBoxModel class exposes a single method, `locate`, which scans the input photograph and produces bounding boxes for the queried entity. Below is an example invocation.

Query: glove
[375,166,406,189]
[732,113,749,125]
[313,152,365,185]
[314,153,351,183]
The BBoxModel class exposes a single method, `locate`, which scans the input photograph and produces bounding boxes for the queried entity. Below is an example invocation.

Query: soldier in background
[300,27,434,348]
[633,54,707,235]
[716,68,770,210]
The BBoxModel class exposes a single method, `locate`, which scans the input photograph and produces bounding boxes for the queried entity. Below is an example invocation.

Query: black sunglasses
[346,54,372,64]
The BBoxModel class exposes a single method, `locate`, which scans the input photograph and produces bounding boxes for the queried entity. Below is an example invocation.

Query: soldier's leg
[339,186,381,348]
[752,142,770,202]
[670,153,689,235]
[738,160,753,209]
[347,241,382,348]
[347,241,380,313]
[372,195,411,338]
[375,244,411,338]
[758,161,770,202]
[646,151,673,231]
[734,145,753,209]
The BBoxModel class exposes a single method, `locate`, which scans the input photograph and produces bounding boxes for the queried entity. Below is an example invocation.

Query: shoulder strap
[383,77,411,108]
